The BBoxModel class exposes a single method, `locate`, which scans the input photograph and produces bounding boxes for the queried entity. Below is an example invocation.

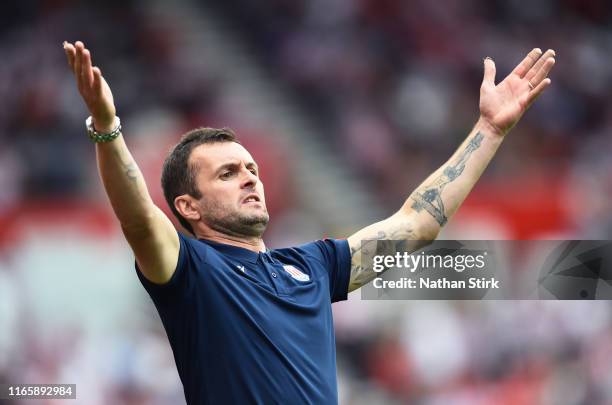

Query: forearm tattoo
[112,146,140,183]
[349,226,427,291]
[112,148,148,202]
[411,132,484,225]
[123,160,139,182]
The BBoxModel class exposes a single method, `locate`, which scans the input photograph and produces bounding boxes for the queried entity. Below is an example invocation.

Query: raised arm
[347,48,556,292]
[63,41,179,284]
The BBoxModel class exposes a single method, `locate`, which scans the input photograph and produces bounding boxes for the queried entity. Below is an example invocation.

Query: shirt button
[271,272,277,278]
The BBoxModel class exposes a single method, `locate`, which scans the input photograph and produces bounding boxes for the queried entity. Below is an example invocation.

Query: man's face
[189,142,269,238]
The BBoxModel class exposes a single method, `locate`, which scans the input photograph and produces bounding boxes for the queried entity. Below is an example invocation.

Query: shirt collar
[198,239,260,263]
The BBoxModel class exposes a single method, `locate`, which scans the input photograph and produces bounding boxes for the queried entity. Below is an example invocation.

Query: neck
[195,229,266,253]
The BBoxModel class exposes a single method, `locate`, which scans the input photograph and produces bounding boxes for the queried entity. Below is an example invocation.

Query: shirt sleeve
[135,231,199,305]
[296,238,351,303]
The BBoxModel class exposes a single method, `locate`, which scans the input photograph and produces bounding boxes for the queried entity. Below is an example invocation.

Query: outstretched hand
[63,41,117,133]
[479,48,555,136]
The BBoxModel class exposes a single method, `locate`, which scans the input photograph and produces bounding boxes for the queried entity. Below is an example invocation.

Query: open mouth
[242,194,261,204]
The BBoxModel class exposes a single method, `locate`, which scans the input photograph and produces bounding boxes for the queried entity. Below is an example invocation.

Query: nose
[240,167,258,189]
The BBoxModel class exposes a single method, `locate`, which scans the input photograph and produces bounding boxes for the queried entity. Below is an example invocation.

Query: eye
[220,171,234,179]
[249,168,258,176]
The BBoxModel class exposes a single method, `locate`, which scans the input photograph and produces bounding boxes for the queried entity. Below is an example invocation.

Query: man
[63,41,554,404]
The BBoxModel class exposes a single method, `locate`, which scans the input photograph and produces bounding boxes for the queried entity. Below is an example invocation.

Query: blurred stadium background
[1,0,612,404]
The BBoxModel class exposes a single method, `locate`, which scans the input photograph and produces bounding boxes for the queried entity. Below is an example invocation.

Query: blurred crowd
[1,0,612,404]
[214,0,612,239]
[0,1,294,230]
[333,299,612,404]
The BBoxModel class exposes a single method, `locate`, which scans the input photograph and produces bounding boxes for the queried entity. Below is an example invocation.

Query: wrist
[476,116,507,138]
[86,116,122,143]
[92,116,118,133]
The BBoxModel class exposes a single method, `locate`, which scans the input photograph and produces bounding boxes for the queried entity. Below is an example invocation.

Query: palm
[86,75,116,127]
[63,41,117,131]
[479,49,555,135]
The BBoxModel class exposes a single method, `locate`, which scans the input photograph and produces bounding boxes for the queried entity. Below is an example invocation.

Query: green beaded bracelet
[85,116,122,143]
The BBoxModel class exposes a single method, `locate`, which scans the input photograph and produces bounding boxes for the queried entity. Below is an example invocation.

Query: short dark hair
[161,127,238,235]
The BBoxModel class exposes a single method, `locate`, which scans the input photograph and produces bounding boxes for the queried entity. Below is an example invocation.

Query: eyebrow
[214,161,259,176]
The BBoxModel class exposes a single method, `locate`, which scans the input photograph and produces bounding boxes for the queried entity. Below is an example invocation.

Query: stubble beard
[201,198,269,239]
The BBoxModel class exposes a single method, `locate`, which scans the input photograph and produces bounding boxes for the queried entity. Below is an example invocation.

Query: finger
[66,42,79,76]
[81,49,95,88]
[74,42,84,83]
[525,49,555,81]
[525,78,551,107]
[528,57,555,88]
[92,66,103,93]
[481,57,496,88]
[63,41,76,70]
[512,48,542,78]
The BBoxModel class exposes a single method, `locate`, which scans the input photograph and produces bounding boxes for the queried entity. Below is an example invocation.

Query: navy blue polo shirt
[136,231,351,404]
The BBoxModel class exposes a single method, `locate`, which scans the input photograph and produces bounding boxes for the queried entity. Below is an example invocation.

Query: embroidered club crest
[283,265,310,282]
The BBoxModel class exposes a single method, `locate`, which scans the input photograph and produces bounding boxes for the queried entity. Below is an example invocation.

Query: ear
[174,195,201,223]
